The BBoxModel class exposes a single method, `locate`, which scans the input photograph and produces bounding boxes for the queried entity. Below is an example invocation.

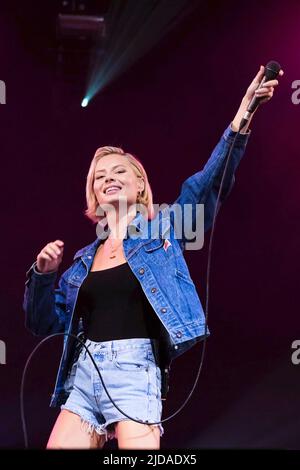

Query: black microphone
[239,60,281,131]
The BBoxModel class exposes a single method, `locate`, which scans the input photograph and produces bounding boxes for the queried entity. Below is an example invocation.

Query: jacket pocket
[143,238,164,252]
[142,238,173,265]
[175,268,194,285]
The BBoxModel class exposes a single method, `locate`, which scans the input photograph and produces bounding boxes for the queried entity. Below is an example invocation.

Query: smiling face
[93,153,144,210]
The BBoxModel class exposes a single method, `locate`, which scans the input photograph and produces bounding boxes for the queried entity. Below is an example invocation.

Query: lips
[104,185,122,194]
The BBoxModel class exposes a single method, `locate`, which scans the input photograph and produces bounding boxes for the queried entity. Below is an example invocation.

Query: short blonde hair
[85,146,155,223]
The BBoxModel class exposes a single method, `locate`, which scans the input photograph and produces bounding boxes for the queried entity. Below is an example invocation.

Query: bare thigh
[115,420,160,449]
[46,410,106,449]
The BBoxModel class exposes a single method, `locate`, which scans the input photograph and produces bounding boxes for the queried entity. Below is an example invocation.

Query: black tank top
[74,262,162,342]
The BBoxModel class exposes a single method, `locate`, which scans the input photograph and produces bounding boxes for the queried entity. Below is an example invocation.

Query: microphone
[239,60,281,131]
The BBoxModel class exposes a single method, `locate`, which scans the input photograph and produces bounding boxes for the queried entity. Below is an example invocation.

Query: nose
[104,175,116,183]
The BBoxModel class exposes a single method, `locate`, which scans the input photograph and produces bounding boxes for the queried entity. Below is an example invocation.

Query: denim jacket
[23,125,250,407]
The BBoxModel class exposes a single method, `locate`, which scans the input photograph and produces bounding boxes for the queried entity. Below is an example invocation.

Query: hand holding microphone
[238,61,284,131]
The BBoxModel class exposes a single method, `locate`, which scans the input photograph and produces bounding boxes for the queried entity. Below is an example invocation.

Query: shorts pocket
[114,348,149,372]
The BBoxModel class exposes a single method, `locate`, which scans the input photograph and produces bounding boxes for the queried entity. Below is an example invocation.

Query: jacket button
[139,268,145,275]
[161,307,167,313]
[151,287,157,293]
[176,331,182,338]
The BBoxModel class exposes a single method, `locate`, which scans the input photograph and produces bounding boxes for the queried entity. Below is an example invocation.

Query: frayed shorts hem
[61,404,115,442]
[61,404,164,441]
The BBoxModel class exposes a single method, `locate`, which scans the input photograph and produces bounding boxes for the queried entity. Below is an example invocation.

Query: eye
[95,169,125,180]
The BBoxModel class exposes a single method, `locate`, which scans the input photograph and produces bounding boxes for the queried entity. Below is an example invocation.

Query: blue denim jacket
[23,125,250,407]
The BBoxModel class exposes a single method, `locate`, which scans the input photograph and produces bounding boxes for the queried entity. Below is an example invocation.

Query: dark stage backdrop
[0,0,299,449]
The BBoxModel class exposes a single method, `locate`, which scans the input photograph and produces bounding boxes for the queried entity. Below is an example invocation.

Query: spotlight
[81,97,89,107]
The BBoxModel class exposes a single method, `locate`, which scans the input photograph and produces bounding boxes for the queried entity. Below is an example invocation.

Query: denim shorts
[61,338,164,442]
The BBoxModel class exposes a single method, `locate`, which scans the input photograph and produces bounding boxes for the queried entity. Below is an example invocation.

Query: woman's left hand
[244,65,284,105]
[231,65,284,132]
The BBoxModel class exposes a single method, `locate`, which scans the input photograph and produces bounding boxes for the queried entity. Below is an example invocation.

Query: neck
[106,204,137,240]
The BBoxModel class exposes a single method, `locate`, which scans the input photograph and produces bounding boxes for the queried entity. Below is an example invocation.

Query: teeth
[106,186,121,194]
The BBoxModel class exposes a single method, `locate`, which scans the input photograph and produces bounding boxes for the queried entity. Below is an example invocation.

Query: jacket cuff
[223,123,251,145]
[25,261,58,285]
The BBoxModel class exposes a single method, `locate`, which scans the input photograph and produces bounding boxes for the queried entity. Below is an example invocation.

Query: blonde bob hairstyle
[85,146,155,224]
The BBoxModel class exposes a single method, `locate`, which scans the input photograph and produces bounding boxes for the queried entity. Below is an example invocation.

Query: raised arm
[169,65,283,250]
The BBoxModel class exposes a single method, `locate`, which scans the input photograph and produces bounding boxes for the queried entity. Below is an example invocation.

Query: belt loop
[150,338,159,365]
[109,341,114,361]
[83,340,90,361]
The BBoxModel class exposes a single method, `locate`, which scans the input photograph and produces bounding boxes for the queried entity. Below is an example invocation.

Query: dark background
[1,0,299,449]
